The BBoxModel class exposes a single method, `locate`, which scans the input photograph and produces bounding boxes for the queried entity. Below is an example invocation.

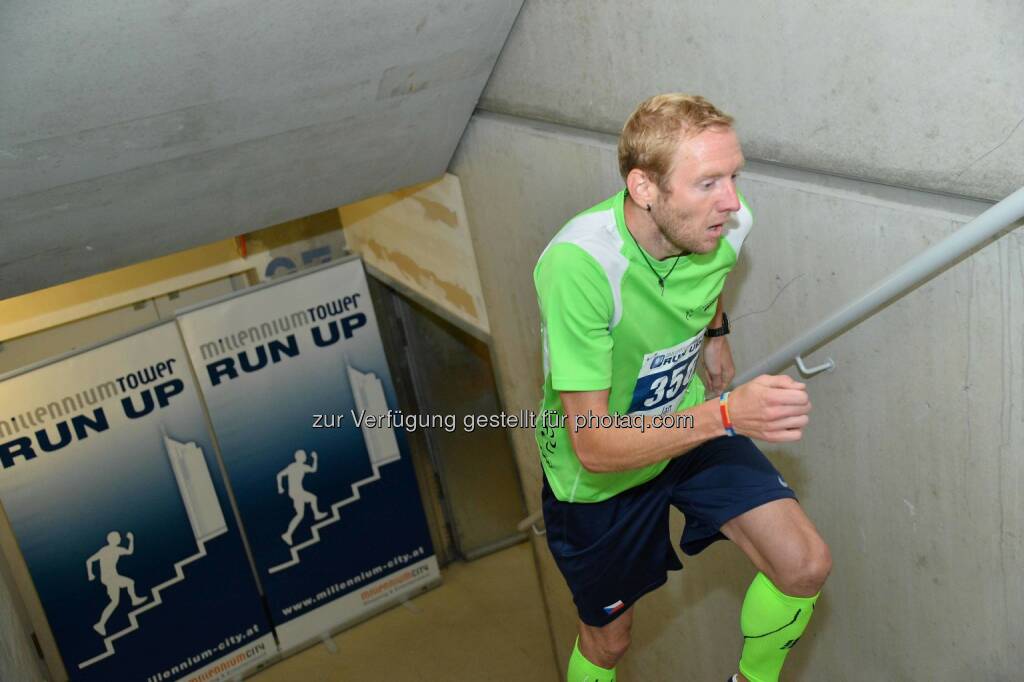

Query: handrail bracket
[795,353,835,378]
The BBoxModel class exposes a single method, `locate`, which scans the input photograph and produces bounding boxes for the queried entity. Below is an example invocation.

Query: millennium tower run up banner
[176,257,439,652]
[0,322,276,682]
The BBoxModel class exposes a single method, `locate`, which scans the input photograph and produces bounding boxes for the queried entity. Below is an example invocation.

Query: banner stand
[0,321,277,682]
[175,257,442,656]
[175,332,270,600]
[318,631,337,654]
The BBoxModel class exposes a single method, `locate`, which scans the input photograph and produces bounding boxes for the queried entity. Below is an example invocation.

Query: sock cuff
[571,637,617,676]
[752,571,820,608]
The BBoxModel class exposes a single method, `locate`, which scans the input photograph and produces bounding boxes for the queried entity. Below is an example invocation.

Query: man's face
[649,126,745,255]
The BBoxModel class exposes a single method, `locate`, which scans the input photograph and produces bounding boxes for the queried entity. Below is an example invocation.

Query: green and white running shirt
[534,189,753,502]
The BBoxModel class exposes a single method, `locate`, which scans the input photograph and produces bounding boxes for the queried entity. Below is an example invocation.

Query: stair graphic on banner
[267,363,400,575]
[79,435,227,669]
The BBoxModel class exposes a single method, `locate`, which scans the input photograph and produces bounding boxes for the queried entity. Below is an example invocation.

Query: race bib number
[627,332,704,415]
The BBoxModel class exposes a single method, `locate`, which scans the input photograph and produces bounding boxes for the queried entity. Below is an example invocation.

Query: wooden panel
[340,174,490,336]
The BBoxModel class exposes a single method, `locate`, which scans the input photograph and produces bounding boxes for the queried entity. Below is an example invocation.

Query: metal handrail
[734,186,1024,385]
[516,509,546,536]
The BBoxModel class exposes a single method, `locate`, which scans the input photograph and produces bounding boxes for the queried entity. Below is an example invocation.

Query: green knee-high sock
[568,637,616,682]
[738,572,819,682]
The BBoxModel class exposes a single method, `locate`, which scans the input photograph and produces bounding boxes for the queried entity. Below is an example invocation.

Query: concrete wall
[0,0,523,299]
[479,1,1024,202]
[450,111,1023,679]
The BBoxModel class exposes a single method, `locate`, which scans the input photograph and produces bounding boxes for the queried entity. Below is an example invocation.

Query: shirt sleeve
[724,190,754,259]
[534,243,614,391]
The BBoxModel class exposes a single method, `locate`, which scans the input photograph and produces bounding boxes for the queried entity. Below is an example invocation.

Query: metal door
[367,277,526,560]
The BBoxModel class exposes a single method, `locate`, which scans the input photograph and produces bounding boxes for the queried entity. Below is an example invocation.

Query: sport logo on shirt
[627,331,704,416]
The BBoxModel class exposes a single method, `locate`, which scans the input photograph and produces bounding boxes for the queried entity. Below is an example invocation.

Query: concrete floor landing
[250,541,559,681]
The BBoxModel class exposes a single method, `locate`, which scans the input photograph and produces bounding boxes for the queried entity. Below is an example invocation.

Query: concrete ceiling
[0,0,523,299]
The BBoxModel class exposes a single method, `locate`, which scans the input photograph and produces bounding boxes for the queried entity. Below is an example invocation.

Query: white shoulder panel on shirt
[724,200,753,258]
[540,208,628,328]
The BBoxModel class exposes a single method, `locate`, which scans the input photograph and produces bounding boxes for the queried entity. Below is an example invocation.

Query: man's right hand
[727,374,811,442]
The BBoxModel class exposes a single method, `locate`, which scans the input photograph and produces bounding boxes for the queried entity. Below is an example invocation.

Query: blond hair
[618,94,734,188]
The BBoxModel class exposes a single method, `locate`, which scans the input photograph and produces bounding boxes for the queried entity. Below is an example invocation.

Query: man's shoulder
[537,192,626,274]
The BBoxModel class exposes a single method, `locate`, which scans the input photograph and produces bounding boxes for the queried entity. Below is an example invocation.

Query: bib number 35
[628,332,704,416]
[645,364,689,407]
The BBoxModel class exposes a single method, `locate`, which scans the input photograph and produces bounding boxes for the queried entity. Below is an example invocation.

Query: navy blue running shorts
[541,435,797,627]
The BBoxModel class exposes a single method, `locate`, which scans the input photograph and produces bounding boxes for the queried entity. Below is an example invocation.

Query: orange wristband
[719,391,735,436]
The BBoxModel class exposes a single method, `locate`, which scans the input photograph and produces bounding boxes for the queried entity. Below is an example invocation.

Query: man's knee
[601,629,632,662]
[775,537,832,596]
[580,620,632,666]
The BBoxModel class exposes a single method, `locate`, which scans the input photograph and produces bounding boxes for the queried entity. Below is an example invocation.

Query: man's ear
[625,168,657,210]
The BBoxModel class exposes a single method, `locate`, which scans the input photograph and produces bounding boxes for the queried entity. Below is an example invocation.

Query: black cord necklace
[627,224,683,295]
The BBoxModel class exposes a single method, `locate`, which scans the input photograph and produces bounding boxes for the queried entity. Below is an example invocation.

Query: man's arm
[86,552,99,580]
[703,297,734,398]
[125,531,134,554]
[563,374,811,473]
[276,469,286,493]
[309,451,318,473]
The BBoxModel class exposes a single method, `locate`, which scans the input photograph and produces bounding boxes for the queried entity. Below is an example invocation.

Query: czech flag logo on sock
[602,600,625,616]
